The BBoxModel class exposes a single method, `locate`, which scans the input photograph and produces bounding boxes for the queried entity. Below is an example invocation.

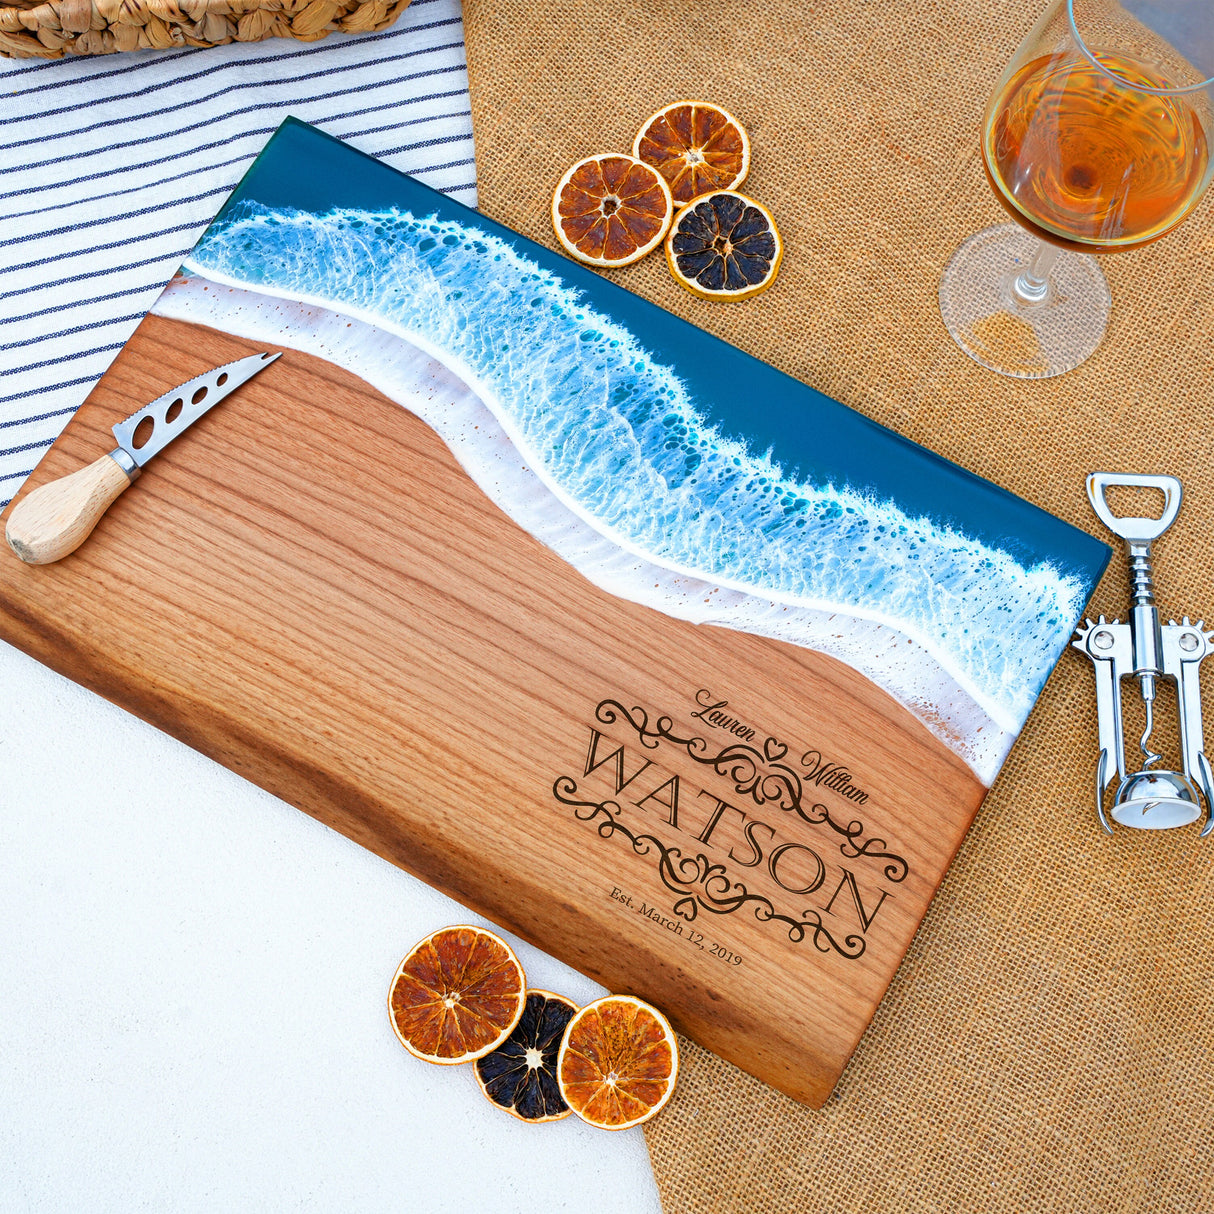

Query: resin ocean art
[153,119,1108,785]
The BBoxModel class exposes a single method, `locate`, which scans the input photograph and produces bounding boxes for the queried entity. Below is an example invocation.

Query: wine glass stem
[1010,239,1062,307]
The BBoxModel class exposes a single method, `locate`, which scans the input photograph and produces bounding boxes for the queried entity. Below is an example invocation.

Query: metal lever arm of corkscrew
[1073,617,1132,834]
[1162,621,1214,837]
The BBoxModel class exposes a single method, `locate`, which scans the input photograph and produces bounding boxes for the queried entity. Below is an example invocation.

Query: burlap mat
[461,2,1214,1210]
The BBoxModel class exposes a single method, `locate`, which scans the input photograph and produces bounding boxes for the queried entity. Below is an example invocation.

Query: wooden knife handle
[5,453,135,565]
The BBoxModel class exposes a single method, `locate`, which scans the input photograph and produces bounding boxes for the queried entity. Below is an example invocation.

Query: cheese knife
[5,351,280,565]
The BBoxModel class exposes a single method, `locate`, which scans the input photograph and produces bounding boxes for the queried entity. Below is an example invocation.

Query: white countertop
[0,638,662,1212]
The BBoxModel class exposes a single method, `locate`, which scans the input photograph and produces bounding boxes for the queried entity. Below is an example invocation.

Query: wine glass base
[939,224,1111,378]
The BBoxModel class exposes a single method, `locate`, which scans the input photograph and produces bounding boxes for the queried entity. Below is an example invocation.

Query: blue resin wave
[184,203,1085,728]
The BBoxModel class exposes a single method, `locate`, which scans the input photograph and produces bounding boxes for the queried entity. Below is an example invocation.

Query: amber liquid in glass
[984,51,1210,252]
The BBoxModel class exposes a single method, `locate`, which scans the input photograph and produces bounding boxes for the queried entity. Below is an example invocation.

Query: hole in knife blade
[165,398,184,424]
[132,416,155,449]
[191,386,208,405]
[216,373,229,386]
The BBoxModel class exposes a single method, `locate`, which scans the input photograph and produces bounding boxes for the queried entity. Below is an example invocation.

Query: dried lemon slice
[556,994,679,1130]
[665,190,783,301]
[633,100,750,206]
[474,989,578,1122]
[552,153,673,267]
[388,925,527,1065]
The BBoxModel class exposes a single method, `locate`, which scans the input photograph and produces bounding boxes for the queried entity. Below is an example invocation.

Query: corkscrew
[1073,473,1214,836]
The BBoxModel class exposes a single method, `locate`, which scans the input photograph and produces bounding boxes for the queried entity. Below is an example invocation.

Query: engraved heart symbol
[764,738,788,763]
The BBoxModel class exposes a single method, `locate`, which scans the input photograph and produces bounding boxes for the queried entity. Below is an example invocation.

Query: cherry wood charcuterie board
[0,121,1108,1108]
[0,317,977,1107]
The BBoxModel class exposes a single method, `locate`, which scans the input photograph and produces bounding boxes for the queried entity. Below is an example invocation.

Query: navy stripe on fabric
[0,375,108,405]
[2,222,206,276]
[3,284,176,328]
[0,83,468,203]
[2,313,148,353]
[2,49,197,93]
[0,253,192,303]
[11,187,235,249]
[8,343,127,378]
[0,130,276,203]
[1,155,255,222]
[338,110,470,142]
[8,62,467,172]
[0,438,57,459]
[2,103,470,221]
[1,37,465,149]
[0,407,78,430]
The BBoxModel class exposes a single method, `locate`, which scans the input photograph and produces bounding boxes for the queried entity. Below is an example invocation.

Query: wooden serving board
[0,311,986,1108]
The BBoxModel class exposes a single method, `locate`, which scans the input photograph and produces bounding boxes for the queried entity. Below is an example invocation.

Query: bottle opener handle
[1086,472,1182,543]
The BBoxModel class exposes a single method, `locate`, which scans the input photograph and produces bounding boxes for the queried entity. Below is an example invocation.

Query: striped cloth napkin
[0,0,476,508]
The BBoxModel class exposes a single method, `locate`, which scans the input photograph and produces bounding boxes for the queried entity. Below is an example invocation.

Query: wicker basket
[0,0,411,57]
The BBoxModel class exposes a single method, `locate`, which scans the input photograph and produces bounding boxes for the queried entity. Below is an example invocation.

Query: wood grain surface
[0,312,986,1107]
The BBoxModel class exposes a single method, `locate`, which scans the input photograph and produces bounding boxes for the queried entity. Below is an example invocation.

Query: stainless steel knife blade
[112,351,281,469]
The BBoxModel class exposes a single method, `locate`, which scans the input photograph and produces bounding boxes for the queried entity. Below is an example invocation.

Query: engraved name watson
[551,697,900,961]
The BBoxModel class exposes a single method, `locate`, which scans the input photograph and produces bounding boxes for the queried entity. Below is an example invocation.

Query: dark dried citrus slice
[388,925,526,1065]
[552,153,673,267]
[556,994,678,1130]
[474,989,579,1122]
[633,100,750,206]
[665,190,783,301]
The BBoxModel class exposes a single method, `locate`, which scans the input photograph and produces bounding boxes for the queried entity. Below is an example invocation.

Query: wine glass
[940,0,1214,378]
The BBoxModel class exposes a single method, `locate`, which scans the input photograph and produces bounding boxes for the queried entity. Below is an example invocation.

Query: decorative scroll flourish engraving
[796,802,909,883]
[594,698,908,883]
[553,776,866,959]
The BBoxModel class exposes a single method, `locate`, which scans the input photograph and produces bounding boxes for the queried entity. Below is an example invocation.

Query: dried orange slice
[552,154,673,267]
[474,989,578,1122]
[665,190,783,301]
[388,925,527,1066]
[633,101,750,206]
[556,994,678,1130]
